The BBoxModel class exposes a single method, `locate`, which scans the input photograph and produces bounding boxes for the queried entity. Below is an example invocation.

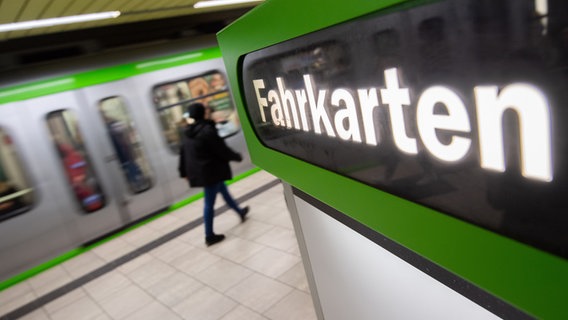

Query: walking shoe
[239,206,250,223]
[205,234,225,246]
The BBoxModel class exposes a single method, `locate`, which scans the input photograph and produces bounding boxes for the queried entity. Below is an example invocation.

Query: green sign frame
[217,0,568,318]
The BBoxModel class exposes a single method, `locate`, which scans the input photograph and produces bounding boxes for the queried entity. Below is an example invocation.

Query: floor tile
[97,284,154,319]
[176,227,207,247]
[255,226,298,252]
[146,271,204,307]
[264,290,317,320]
[247,204,281,223]
[228,219,274,241]
[266,211,294,229]
[18,307,50,320]
[61,251,107,280]
[145,214,184,234]
[83,271,132,302]
[44,288,86,315]
[92,238,136,262]
[195,258,253,292]
[0,290,36,316]
[28,266,72,297]
[214,213,246,235]
[121,225,161,247]
[241,247,300,279]
[117,253,154,274]
[122,301,183,320]
[172,286,237,320]
[226,273,293,314]
[286,242,301,256]
[0,280,33,307]
[122,256,176,289]
[92,313,113,320]
[49,295,105,320]
[210,236,265,264]
[170,247,221,276]
[150,238,194,264]
[277,262,310,293]
[219,305,267,320]
[170,203,202,222]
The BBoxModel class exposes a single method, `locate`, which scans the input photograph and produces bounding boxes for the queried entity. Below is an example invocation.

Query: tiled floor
[0,170,317,320]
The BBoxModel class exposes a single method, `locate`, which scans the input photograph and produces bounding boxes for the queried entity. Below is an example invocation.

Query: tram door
[24,91,128,243]
[80,81,168,222]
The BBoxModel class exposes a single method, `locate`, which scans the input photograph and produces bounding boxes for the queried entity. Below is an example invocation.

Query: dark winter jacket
[178,120,242,187]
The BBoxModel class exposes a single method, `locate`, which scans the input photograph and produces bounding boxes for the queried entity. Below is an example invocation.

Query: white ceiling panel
[0,1,24,24]
[0,0,260,41]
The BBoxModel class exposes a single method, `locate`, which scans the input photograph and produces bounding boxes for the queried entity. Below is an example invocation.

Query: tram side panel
[130,67,191,204]
[0,92,126,279]
[0,99,74,280]
[79,80,170,222]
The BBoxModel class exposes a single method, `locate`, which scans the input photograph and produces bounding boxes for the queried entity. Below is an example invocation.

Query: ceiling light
[193,0,262,9]
[0,11,121,33]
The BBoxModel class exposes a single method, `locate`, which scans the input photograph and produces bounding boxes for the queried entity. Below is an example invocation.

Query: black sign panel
[241,0,568,258]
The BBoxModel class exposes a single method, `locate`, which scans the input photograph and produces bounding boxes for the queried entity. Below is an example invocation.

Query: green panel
[0,47,222,105]
[217,0,568,318]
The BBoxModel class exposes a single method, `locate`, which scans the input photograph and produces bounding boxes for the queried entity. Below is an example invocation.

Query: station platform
[0,170,317,320]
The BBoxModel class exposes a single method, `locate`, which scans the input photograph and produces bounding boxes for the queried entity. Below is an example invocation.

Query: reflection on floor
[0,170,317,320]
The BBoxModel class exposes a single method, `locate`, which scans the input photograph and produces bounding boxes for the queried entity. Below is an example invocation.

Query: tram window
[0,127,34,221]
[152,71,239,152]
[98,97,152,193]
[46,110,105,213]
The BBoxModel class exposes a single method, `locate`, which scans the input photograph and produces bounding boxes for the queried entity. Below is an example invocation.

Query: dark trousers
[203,181,241,237]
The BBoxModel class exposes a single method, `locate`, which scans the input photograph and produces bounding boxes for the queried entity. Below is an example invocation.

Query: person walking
[179,103,249,246]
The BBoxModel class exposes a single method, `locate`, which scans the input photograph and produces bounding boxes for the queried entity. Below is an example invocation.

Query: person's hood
[185,120,214,138]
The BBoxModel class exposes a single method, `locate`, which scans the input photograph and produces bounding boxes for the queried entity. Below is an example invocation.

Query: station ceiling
[0,0,260,69]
